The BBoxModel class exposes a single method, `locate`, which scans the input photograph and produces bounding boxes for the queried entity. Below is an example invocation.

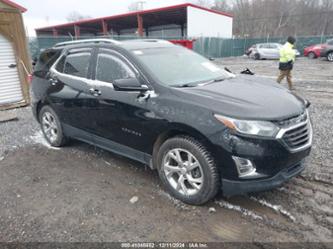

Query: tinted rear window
[34,49,61,73]
[63,51,91,78]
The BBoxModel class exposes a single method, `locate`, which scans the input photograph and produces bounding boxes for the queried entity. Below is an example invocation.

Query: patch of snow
[30,131,60,150]
[250,197,296,222]
[104,160,112,166]
[129,196,139,204]
[208,207,216,213]
[157,190,191,210]
[215,200,263,221]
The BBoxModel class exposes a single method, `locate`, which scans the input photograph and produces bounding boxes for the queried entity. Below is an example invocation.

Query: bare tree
[191,0,213,8]
[211,0,232,12]
[128,1,146,12]
[66,11,91,22]
[230,0,333,38]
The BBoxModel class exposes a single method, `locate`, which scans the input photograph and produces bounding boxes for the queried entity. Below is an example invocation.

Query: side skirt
[62,123,153,167]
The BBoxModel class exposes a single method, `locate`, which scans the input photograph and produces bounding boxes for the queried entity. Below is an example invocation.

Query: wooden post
[137,14,143,37]
[102,19,108,36]
[74,25,80,38]
[52,28,58,37]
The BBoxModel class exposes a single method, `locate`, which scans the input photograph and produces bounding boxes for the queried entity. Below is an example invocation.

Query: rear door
[269,44,280,59]
[49,47,98,135]
[259,44,271,58]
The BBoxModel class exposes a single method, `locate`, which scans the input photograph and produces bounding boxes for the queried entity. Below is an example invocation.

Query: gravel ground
[0,57,332,244]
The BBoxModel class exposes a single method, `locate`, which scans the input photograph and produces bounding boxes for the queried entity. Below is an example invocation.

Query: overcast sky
[17,0,189,36]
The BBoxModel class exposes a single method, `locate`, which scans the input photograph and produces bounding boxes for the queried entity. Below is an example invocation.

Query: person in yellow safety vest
[277,36,296,90]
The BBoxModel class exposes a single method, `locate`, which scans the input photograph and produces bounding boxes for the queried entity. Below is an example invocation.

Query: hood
[307,44,324,49]
[172,75,305,121]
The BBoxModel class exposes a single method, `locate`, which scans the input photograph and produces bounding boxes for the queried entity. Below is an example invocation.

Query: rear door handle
[8,64,17,68]
[49,77,59,86]
[89,88,102,97]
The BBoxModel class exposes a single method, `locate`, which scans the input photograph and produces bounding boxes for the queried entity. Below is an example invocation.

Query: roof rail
[53,38,122,48]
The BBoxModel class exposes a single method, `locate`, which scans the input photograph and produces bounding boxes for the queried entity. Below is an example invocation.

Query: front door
[90,48,151,158]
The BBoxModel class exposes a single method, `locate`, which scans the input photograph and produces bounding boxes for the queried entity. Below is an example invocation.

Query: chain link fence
[193,35,333,58]
[28,35,333,59]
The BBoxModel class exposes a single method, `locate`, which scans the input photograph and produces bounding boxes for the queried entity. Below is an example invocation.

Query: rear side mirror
[113,78,149,92]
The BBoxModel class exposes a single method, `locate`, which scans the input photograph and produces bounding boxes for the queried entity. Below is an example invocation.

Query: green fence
[193,35,333,58]
[29,35,333,59]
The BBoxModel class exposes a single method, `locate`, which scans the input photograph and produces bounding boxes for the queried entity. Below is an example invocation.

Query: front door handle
[89,88,102,97]
[8,64,17,68]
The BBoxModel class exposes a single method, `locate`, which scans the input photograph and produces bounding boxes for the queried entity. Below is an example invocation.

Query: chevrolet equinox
[31,39,313,205]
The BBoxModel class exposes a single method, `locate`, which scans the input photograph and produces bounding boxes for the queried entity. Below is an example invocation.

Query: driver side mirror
[113,78,149,92]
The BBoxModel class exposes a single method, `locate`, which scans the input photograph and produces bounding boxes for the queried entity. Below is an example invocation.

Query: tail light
[27,74,33,84]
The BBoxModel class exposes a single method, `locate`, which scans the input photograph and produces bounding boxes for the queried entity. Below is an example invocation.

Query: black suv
[320,39,333,62]
[31,39,312,205]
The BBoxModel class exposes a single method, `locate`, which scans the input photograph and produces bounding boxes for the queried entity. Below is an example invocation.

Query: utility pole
[136,1,146,11]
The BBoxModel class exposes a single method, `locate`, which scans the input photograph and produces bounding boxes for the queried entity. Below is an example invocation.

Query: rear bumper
[222,161,305,196]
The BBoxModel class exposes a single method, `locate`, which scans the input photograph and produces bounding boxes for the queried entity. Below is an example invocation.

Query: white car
[249,43,300,60]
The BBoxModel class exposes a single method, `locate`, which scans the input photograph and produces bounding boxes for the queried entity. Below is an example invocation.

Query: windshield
[131,46,232,87]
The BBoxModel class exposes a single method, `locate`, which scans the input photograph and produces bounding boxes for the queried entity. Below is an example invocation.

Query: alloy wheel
[163,148,204,196]
[308,52,315,59]
[328,52,333,62]
[41,112,58,143]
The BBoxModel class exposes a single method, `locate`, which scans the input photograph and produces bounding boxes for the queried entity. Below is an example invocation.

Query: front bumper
[222,161,305,196]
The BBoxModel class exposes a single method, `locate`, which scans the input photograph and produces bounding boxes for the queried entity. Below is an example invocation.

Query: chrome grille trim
[276,111,313,153]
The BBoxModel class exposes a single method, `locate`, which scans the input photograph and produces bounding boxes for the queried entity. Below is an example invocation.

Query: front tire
[327,52,333,62]
[39,106,67,147]
[308,52,316,59]
[157,136,220,205]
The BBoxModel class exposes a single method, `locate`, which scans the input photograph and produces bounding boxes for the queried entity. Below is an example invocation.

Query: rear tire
[254,53,260,60]
[327,52,333,62]
[39,106,67,147]
[308,52,316,59]
[157,136,220,205]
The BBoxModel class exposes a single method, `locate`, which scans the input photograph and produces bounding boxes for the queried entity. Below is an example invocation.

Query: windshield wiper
[172,83,198,88]
[173,77,229,88]
[213,77,227,82]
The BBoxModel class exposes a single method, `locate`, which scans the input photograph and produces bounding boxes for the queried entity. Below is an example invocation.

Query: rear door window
[259,44,269,49]
[63,49,92,78]
[95,49,135,83]
[34,49,62,77]
[270,44,278,49]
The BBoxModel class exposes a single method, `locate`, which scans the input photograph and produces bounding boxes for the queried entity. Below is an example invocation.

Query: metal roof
[36,3,233,32]
[0,0,27,12]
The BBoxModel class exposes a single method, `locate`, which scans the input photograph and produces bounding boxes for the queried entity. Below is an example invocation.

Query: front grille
[283,122,310,149]
[276,111,312,152]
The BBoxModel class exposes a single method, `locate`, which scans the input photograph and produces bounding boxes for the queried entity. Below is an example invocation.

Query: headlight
[214,114,280,137]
